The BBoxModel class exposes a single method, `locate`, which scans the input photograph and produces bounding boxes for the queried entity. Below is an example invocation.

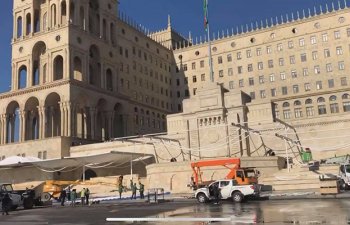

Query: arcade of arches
[1,93,126,145]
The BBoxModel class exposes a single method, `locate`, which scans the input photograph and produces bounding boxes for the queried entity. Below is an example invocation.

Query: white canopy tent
[0,151,154,182]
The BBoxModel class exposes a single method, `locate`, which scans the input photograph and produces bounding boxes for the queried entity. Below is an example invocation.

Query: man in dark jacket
[59,189,67,206]
[212,183,221,205]
[2,193,11,215]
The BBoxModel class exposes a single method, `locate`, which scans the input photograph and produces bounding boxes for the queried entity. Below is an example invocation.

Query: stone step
[267,183,320,191]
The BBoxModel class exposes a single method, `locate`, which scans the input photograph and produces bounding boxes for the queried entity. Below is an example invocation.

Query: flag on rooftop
[203,0,209,31]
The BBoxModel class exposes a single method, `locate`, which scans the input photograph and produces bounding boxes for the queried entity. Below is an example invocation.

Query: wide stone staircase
[259,164,339,191]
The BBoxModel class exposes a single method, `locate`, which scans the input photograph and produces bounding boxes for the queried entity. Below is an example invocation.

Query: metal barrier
[147,188,164,203]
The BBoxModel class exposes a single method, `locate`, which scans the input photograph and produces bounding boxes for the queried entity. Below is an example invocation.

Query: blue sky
[0,0,339,93]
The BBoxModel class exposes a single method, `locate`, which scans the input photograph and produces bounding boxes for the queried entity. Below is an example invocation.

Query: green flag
[203,0,208,31]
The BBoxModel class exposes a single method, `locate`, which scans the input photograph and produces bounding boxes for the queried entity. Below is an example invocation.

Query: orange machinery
[190,158,259,188]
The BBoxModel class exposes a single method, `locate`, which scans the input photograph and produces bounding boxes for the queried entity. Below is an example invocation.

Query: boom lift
[190,158,259,189]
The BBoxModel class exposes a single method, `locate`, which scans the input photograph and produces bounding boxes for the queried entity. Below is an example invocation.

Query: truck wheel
[232,192,243,203]
[23,197,34,209]
[196,193,208,203]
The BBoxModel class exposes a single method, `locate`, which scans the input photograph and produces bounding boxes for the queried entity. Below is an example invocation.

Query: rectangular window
[324,49,330,58]
[268,60,274,68]
[295,108,303,118]
[183,64,188,71]
[259,75,264,84]
[339,61,345,70]
[290,55,295,64]
[192,62,196,70]
[218,56,223,64]
[341,77,348,86]
[279,58,284,66]
[229,81,234,89]
[283,110,291,119]
[343,102,350,112]
[277,43,283,51]
[314,65,320,74]
[318,105,327,115]
[228,68,233,76]
[256,48,262,56]
[280,72,286,80]
[336,46,343,55]
[334,30,341,39]
[347,28,350,37]
[293,85,299,94]
[219,70,224,77]
[227,54,232,62]
[328,79,334,88]
[306,106,314,117]
[303,68,309,76]
[237,52,242,60]
[247,64,253,72]
[282,86,288,95]
[239,79,244,87]
[250,92,256,100]
[304,83,311,91]
[238,66,243,74]
[266,46,272,54]
[330,103,339,113]
[200,60,204,68]
[201,74,205,81]
[271,88,277,97]
[299,38,305,47]
[322,33,328,42]
[269,74,275,82]
[288,41,294,49]
[192,76,197,83]
[246,50,252,58]
[316,81,322,90]
[326,63,333,72]
[310,36,317,45]
[258,62,263,70]
[249,78,254,86]
[312,51,318,60]
[260,90,266,99]
[291,70,297,78]
[301,53,307,62]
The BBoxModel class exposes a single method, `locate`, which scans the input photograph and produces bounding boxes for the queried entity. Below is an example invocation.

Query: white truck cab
[194,179,260,203]
[339,164,350,189]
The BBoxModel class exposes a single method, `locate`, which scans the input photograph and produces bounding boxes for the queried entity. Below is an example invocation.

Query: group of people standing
[117,176,145,200]
[59,187,90,207]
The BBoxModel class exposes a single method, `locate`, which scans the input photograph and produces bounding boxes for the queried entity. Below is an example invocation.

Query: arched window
[26,13,31,35]
[61,0,67,25]
[342,93,350,100]
[70,2,75,24]
[51,4,57,27]
[79,7,85,29]
[106,69,113,91]
[53,55,64,80]
[282,102,290,108]
[43,64,47,84]
[294,100,301,106]
[17,17,23,38]
[317,97,325,103]
[134,107,138,113]
[43,13,47,30]
[73,57,83,81]
[329,95,337,101]
[34,10,40,32]
[110,23,115,44]
[33,61,40,86]
[102,19,107,39]
[305,99,313,104]
[18,66,27,89]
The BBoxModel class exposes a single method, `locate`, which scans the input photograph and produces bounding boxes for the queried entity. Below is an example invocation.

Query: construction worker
[139,182,145,199]
[1,193,11,215]
[131,183,138,200]
[59,189,67,206]
[80,188,86,206]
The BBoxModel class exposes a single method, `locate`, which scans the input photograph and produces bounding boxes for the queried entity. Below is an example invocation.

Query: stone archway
[45,93,61,138]
[24,97,40,141]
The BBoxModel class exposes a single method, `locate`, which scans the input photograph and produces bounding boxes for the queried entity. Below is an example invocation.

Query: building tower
[1,0,171,159]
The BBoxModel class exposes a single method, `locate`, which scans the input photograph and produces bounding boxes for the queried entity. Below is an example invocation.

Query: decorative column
[66,102,72,137]
[19,110,26,142]
[37,106,46,139]
[89,107,96,140]
[0,114,6,144]
[59,102,66,137]
[107,111,114,140]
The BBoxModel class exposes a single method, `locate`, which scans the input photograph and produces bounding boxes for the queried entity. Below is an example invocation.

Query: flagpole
[206,0,214,83]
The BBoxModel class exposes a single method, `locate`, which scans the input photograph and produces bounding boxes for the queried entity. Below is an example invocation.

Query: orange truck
[190,158,259,189]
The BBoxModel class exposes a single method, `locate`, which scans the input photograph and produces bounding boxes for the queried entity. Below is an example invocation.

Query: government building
[0,0,349,192]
